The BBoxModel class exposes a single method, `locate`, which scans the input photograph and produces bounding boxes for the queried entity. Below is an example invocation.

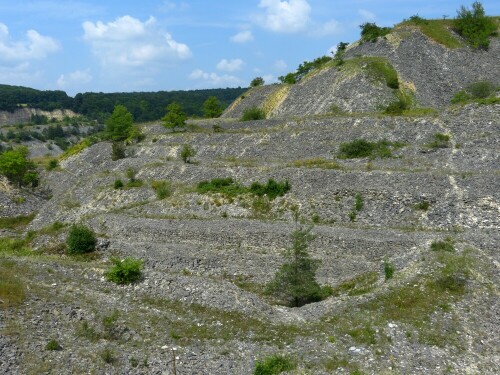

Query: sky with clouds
[0,0,498,96]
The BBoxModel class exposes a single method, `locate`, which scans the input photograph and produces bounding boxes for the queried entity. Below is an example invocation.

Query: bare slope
[222,28,499,119]
[1,103,499,374]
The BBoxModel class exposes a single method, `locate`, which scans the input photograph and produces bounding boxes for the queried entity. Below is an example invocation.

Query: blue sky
[0,0,498,96]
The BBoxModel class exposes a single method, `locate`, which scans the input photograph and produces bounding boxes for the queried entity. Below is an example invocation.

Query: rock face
[0,108,77,126]
[345,28,500,108]
[222,28,500,119]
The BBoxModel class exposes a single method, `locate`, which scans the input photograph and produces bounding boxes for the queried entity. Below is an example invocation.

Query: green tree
[266,226,324,307]
[66,224,97,254]
[0,147,38,187]
[250,77,265,87]
[203,96,223,118]
[180,144,196,163]
[162,102,186,131]
[454,1,497,49]
[105,105,134,141]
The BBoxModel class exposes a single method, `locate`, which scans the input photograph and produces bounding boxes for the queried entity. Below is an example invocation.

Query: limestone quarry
[0,25,499,374]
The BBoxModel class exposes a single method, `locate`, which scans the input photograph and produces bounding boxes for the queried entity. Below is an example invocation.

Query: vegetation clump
[338,139,404,159]
[360,22,392,42]
[453,1,497,49]
[241,106,266,121]
[105,257,143,285]
[111,142,126,161]
[250,77,265,87]
[254,355,296,375]
[451,80,499,105]
[430,237,455,252]
[46,339,62,351]
[278,55,331,84]
[180,144,197,163]
[151,180,172,199]
[196,178,290,200]
[426,133,450,149]
[66,224,97,255]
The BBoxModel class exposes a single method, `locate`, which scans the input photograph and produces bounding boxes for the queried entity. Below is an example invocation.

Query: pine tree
[266,225,324,307]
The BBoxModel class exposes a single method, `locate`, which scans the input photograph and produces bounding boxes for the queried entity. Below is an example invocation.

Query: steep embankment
[222,27,499,119]
[0,108,77,126]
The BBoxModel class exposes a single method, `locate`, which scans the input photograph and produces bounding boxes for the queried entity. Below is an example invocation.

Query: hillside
[1,14,499,375]
[223,23,499,119]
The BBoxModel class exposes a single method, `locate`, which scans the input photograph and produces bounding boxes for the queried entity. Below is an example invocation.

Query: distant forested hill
[0,85,247,121]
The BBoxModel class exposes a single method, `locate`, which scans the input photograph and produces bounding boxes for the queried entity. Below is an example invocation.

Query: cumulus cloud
[82,15,191,68]
[359,9,376,22]
[216,58,244,72]
[0,23,59,62]
[274,59,287,71]
[230,30,254,43]
[189,69,242,87]
[312,19,341,37]
[255,0,311,33]
[56,69,93,88]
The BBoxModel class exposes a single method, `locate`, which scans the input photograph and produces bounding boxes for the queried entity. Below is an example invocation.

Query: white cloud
[189,69,242,87]
[255,0,311,33]
[57,69,93,88]
[359,9,376,22]
[216,58,244,72]
[274,59,287,71]
[312,19,341,37]
[82,15,191,68]
[0,23,59,62]
[230,30,254,43]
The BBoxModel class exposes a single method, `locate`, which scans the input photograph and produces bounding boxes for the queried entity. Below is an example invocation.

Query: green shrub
[414,201,430,210]
[111,142,126,161]
[338,139,403,159]
[384,259,395,280]
[113,179,124,189]
[105,257,143,285]
[430,238,455,252]
[151,180,172,199]
[47,159,59,170]
[250,179,290,200]
[46,339,62,351]
[241,106,266,121]
[254,355,296,375]
[360,22,392,42]
[180,144,196,163]
[426,133,450,149]
[383,98,410,115]
[197,178,290,200]
[100,347,116,364]
[468,80,496,98]
[126,167,136,182]
[66,225,97,255]
[355,193,364,211]
[454,1,497,49]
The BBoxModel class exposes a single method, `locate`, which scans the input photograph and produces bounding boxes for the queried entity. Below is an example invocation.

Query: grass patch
[451,81,499,105]
[0,237,32,256]
[399,18,463,48]
[151,180,172,199]
[338,139,405,159]
[241,106,266,121]
[60,137,94,160]
[0,259,26,308]
[254,355,296,375]
[140,295,306,345]
[0,213,35,230]
[291,158,343,170]
[425,133,450,149]
[430,237,455,252]
[341,56,398,89]
[331,272,378,296]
